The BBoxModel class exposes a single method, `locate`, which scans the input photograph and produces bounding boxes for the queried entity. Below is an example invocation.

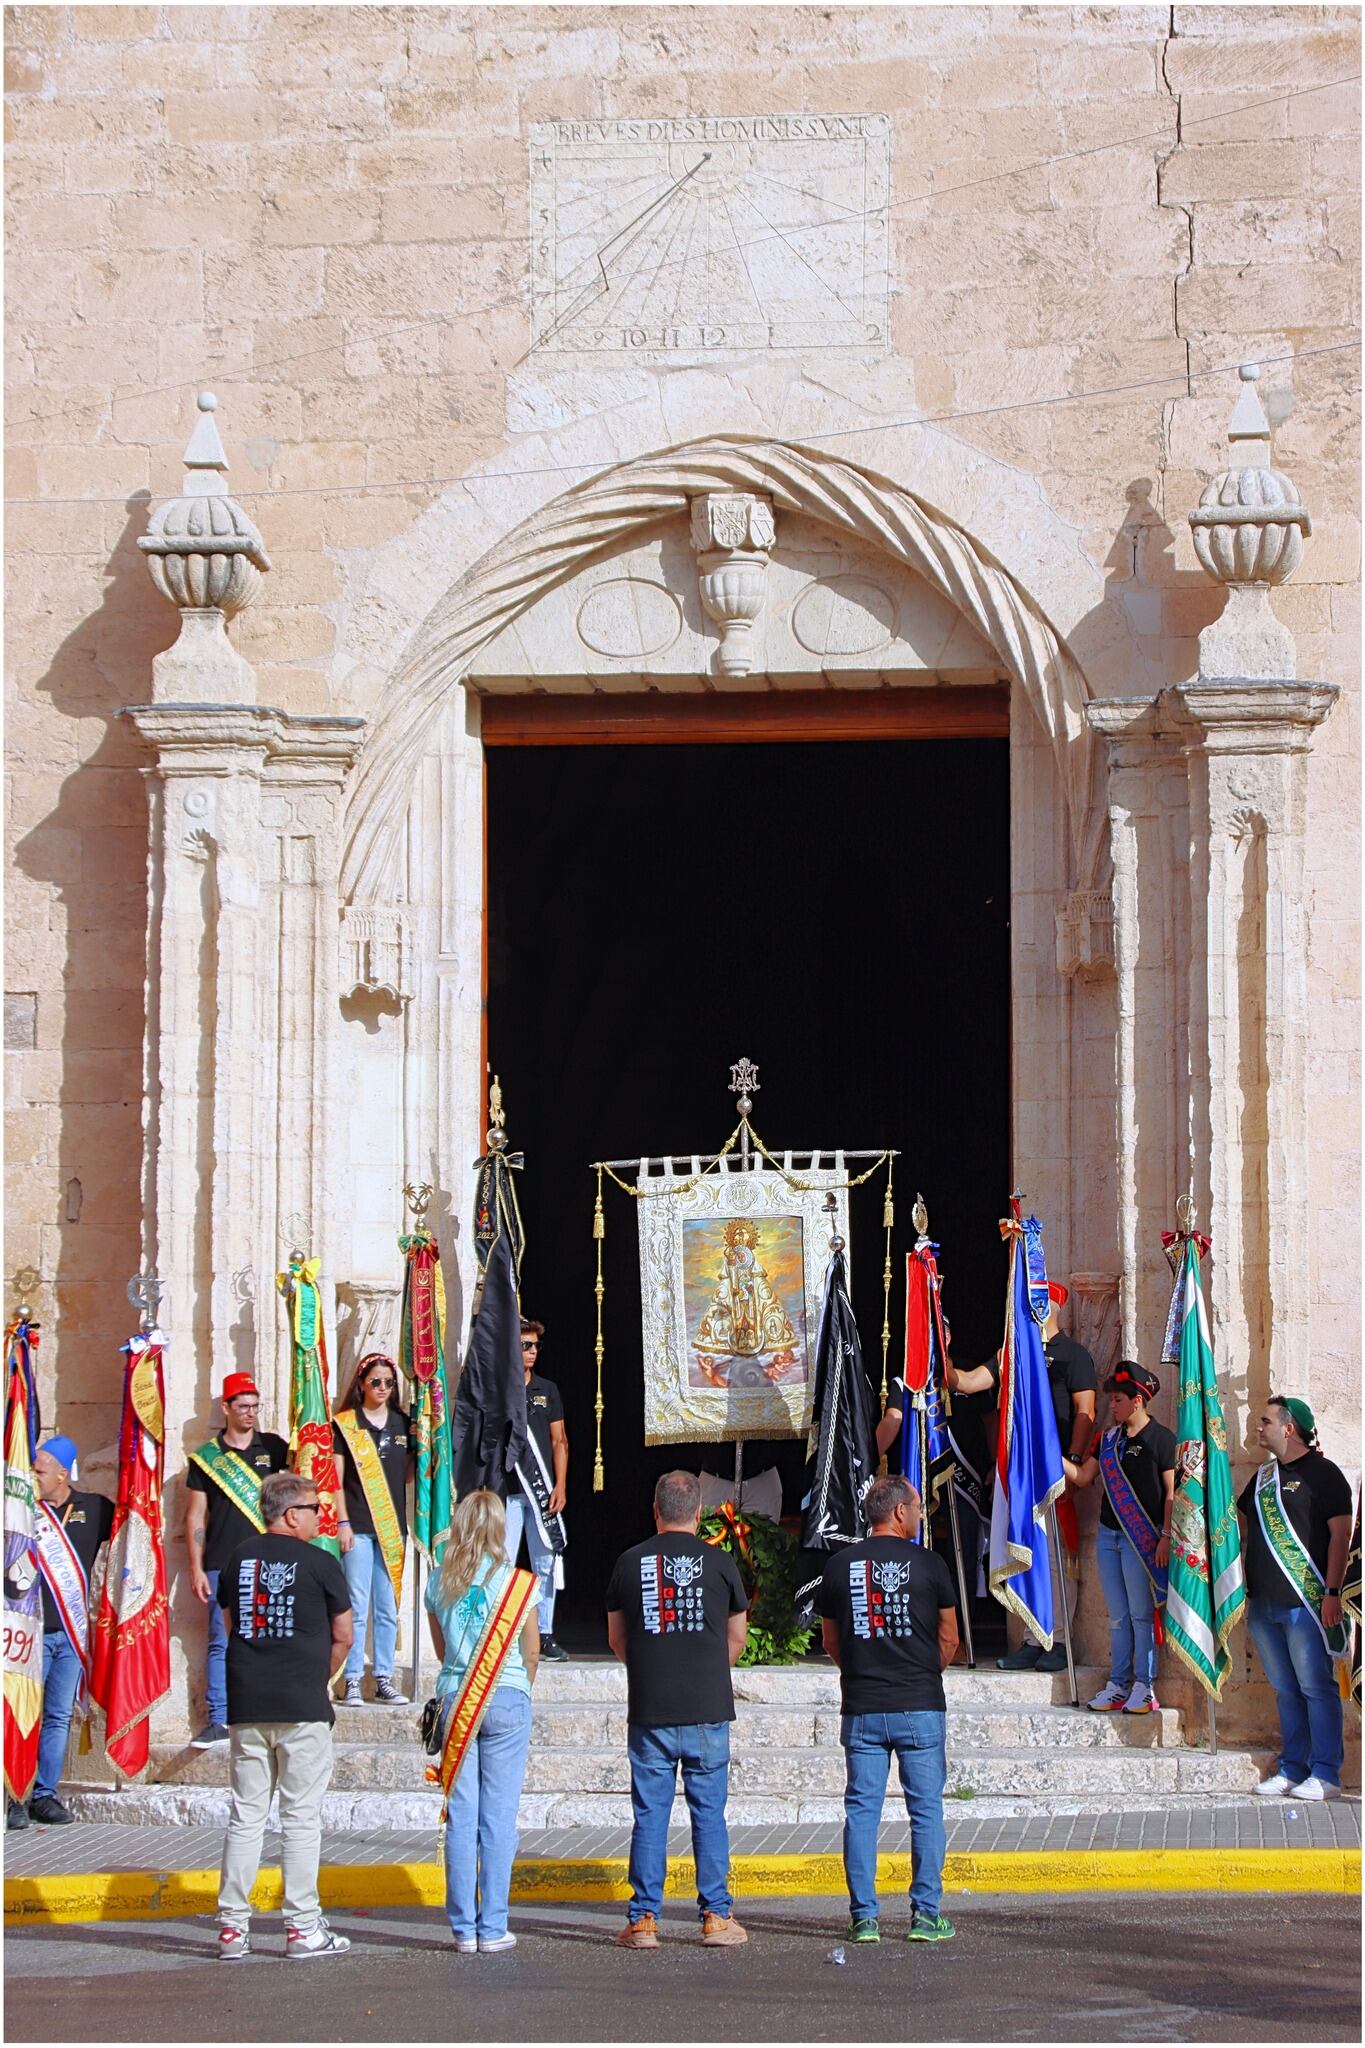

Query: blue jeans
[34,1631,83,1800]
[626,1722,732,1922]
[342,1533,400,1680]
[443,1687,532,1941]
[504,1496,557,1635]
[1247,1598,1344,1788]
[841,1710,947,1922]
[205,1568,228,1726]
[1095,1522,1158,1690]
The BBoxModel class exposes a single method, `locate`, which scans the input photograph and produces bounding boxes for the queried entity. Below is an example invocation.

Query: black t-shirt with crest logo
[816,1535,957,1715]
[605,1532,748,1727]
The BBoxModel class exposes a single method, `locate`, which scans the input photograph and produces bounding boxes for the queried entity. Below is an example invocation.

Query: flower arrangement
[698,1503,814,1665]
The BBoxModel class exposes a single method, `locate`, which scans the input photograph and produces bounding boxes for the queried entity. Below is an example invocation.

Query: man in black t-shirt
[13,1435,115,1828]
[506,1318,570,1660]
[1064,1362,1175,1715]
[1237,1396,1354,1800]
[817,1472,959,1945]
[215,1470,354,1962]
[605,1470,749,1950]
[184,1373,290,1747]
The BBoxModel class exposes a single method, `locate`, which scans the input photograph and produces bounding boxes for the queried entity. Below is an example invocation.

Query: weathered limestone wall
[5,4,1359,1643]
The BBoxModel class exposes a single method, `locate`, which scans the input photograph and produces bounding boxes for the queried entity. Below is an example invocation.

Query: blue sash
[1098,1426,1168,1608]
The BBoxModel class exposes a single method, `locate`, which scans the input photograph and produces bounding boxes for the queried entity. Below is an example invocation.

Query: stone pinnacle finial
[182,391,230,496]
[1187,358,1312,679]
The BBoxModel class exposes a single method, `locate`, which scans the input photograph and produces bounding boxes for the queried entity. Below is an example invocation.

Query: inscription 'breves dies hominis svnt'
[529,114,890,359]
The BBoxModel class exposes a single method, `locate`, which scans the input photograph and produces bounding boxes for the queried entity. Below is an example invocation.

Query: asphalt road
[5,1893,1360,2043]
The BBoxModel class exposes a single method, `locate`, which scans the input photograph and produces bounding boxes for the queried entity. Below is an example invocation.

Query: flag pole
[944,1473,977,1668]
[1047,1501,1080,1707]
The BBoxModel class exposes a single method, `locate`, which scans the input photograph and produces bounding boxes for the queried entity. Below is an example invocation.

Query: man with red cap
[947,1280,1096,1672]
[184,1374,289,1748]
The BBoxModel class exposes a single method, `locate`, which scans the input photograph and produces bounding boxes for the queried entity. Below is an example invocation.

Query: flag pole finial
[487,1074,509,1153]
[912,1192,928,1237]
[1176,1192,1197,1233]
[824,1189,845,1254]
[10,1264,40,1318]
[125,1271,163,1332]
[403,1181,433,1227]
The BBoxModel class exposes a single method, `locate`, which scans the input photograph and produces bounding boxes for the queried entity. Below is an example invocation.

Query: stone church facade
[5,5,1359,1735]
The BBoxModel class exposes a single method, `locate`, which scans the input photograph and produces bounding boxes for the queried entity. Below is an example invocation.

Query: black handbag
[419,1695,444,1756]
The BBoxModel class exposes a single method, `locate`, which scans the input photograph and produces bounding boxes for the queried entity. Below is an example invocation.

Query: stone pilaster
[1170,680,1337,1436]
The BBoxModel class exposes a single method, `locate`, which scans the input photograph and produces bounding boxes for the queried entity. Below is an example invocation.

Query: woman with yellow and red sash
[1064,1362,1175,1717]
[426,1490,539,1953]
[332,1353,414,1707]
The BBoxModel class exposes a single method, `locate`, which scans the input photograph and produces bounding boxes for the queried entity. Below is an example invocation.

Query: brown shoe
[701,1912,748,1946]
[616,1914,660,1948]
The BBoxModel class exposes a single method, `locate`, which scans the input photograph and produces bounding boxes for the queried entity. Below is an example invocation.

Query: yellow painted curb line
[5,1848,1359,1924]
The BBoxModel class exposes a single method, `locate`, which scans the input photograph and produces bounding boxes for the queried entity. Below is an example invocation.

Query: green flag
[1165,1236,1246,1696]
[400,1228,454,1563]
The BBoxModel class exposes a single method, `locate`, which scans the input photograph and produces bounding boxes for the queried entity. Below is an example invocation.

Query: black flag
[452,1225,527,1500]
[794,1246,879,1621]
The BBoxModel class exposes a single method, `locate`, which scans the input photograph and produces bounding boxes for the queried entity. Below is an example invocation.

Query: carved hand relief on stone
[790,575,897,658]
[528,115,889,357]
[575,578,683,661]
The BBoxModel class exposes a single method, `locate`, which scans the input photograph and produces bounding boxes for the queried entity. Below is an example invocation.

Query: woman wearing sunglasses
[332,1352,415,1705]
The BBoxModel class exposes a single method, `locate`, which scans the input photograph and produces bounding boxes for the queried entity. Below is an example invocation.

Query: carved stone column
[1085,696,1191,1359]
[1173,681,1336,1428]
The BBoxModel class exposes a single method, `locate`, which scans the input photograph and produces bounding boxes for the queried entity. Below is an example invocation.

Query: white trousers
[218,1720,334,1934]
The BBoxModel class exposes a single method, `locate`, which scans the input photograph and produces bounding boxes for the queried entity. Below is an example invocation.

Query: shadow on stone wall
[12,491,174,1477]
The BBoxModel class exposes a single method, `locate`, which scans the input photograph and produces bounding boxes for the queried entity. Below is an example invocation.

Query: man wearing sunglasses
[215,1470,354,1962]
[506,1318,570,1661]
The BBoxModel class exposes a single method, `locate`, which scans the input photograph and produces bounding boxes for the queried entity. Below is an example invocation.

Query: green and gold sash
[187,1440,266,1533]
[334,1409,405,1606]
[435,1566,538,1820]
[1253,1462,1349,1657]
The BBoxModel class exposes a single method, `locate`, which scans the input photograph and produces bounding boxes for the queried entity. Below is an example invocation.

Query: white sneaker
[452,1936,478,1954]
[1122,1682,1158,1715]
[217,1925,250,1961]
[1088,1682,1127,1712]
[287,1921,352,1959]
[1256,1772,1296,1797]
[1291,1776,1343,1802]
[478,1932,517,1952]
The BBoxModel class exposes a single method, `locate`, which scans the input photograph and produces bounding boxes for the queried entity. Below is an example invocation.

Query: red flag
[3,1316,43,1803]
[89,1332,171,1778]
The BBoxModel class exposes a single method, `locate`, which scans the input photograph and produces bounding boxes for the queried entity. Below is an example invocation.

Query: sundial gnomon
[529,115,890,358]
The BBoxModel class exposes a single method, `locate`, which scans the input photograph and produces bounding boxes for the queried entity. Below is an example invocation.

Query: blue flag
[988,1215,1065,1646]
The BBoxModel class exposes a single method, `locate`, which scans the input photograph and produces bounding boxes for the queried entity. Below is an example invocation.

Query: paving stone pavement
[4,1800,1359,1878]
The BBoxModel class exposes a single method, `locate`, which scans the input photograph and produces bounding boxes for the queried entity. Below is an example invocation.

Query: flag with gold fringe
[988,1207,1066,1647]
[3,1314,43,1804]
[401,1227,454,1562]
[89,1328,171,1778]
[278,1254,342,1558]
[1163,1230,1245,1698]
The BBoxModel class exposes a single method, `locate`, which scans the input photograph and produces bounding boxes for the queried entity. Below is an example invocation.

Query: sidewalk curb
[6,1848,1359,1924]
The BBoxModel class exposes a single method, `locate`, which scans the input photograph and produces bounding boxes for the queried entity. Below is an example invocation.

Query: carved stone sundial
[529,114,890,358]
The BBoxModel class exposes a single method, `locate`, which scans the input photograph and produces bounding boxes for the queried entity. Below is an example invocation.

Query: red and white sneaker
[287,1921,352,1960]
[1122,1682,1159,1715]
[1087,1682,1127,1712]
[217,1925,251,1962]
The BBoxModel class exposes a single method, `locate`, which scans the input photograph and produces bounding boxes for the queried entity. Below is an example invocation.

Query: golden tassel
[879,1155,895,1404]
[592,1165,605,1493]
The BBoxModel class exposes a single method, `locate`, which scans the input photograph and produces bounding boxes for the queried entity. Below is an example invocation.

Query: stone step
[139,1732,1267,1801]
[520,1704,1182,1751]
[518,1663,1109,1707]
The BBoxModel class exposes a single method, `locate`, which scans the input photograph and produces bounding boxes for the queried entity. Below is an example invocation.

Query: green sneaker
[908,1911,957,1943]
[847,1918,881,1943]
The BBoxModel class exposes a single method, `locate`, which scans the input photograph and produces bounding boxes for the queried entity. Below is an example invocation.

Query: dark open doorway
[485,732,1011,1640]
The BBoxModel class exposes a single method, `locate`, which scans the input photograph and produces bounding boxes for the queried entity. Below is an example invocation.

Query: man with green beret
[1238,1396,1354,1800]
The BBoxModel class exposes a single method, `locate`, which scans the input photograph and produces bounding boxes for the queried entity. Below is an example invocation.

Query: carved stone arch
[340,436,1104,903]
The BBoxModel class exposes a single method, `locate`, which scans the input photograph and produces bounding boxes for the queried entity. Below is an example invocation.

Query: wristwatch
[1326,1585,1341,1597]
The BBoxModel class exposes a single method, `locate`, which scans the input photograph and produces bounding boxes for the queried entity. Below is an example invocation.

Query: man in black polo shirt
[1238,1396,1354,1800]
[11,1435,115,1828]
[605,1470,749,1950]
[184,1374,290,1747]
[817,1472,960,1944]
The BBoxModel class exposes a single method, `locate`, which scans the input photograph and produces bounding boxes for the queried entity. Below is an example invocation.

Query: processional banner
[637,1162,850,1446]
